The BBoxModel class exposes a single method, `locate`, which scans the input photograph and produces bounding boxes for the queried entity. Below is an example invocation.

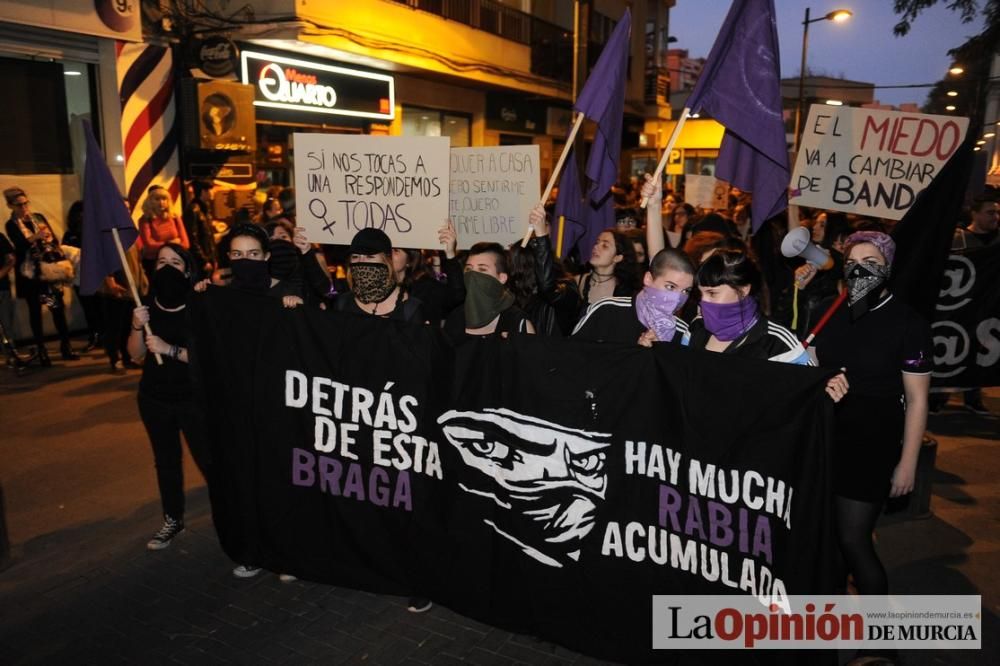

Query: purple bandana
[635,287,688,342]
[843,231,895,266]
[700,296,759,341]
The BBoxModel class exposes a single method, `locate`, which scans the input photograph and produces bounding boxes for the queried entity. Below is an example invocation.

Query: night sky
[669,1,987,107]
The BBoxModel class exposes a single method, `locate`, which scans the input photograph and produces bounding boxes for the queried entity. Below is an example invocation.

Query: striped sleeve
[675,318,691,346]
[767,322,814,366]
[571,297,633,337]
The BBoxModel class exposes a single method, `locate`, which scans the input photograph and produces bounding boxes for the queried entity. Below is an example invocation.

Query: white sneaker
[232,564,262,578]
[278,574,297,583]
[407,597,433,613]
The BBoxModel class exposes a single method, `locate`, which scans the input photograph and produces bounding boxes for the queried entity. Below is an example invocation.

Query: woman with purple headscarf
[812,230,932,599]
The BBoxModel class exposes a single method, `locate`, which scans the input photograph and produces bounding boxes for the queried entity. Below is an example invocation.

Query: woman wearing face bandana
[812,231,932,599]
[442,242,534,341]
[334,228,425,323]
[572,248,694,346]
[127,243,211,552]
[685,248,813,365]
[198,225,303,308]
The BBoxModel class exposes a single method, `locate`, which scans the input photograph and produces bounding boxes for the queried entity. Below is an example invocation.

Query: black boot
[60,341,79,361]
[37,345,51,367]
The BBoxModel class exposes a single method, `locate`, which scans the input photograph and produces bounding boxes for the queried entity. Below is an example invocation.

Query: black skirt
[833,393,905,502]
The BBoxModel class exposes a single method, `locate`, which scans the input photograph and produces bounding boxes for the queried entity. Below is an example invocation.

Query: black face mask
[152,265,190,308]
[230,258,270,293]
[845,261,890,321]
[268,240,300,281]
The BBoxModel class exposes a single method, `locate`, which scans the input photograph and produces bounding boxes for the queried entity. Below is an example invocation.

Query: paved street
[1,345,999,665]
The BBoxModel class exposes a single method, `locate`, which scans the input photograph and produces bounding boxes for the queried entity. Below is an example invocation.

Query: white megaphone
[781,227,834,269]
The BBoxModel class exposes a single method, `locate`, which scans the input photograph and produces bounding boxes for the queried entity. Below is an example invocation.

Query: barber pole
[116,41,182,223]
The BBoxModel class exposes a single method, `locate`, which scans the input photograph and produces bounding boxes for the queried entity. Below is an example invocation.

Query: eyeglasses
[228,249,264,260]
[11,200,29,207]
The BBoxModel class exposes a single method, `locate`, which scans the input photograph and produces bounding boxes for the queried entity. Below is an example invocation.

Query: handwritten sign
[293,134,449,248]
[685,174,728,210]
[449,145,540,249]
[790,106,969,219]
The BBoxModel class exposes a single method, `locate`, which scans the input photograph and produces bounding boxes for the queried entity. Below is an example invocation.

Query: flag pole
[801,290,847,349]
[111,227,162,365]
[556,215,566,258]
[521,112,585,248]
[640,107,691,209]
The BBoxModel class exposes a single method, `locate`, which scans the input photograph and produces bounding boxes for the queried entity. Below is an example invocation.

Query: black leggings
[835,495,887,595]
[137,393,212,520]
[24,288,71,348]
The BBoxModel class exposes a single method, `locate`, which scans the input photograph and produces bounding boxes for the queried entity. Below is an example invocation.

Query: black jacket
[521,235,581,336]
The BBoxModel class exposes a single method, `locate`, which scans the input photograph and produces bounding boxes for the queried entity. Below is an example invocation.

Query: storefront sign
[450,145,540,249]
[487,93,546,135]
[293,133,449,248]
[790,105,969,220]
[196,36,239,77]
[0,0,142,42]
[240,50,394,122]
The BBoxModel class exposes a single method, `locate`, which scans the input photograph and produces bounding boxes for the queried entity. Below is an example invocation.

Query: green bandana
[464,270,515,328]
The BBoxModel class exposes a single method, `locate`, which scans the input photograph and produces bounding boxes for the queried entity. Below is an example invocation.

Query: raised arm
[641,174,665,257]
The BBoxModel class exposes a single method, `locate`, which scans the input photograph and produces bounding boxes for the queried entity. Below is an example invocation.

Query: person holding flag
[78,121,207,550]
[127,242,210,550]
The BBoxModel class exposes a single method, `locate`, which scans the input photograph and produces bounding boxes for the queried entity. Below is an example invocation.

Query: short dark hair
[467,242,508,274]
[158,242,201,283]
[191,180,213,198]
[696,248,762,297]
[972,197,997,213]
[264,219,295,240]
[649,248,695,279]
[229,223,270,254]
[4,187,26,205]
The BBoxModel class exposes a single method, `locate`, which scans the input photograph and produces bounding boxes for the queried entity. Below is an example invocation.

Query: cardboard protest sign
[790,106,969,219]
[684,174,728,210]
[294,134,449,248]
[449,145,540,249]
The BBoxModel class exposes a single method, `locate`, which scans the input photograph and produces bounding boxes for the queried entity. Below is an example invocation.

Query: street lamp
[793,7,853,152]
[949,66,964,75]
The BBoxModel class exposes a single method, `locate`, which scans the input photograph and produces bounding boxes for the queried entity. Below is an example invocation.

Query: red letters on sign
[860,112,961,161]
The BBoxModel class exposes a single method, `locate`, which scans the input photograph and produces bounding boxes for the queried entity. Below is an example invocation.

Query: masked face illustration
[438,408,611,567]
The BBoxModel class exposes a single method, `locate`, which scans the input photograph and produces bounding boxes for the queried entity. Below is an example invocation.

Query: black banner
[189,289,838,663]
[932,245,1000,388]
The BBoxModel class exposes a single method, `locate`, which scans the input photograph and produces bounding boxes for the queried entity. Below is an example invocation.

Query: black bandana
[230,259,271,293]
[152,265,190,308]
[845,262,889,321]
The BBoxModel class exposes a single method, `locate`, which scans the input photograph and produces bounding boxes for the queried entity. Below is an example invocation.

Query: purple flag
[80,121,139,295]
[553,152,586,259]
[574,8,631,204]
[685,0,788,231]
[554,150,615,260]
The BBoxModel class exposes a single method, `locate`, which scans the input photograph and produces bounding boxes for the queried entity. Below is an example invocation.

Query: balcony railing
[392,0,572,84]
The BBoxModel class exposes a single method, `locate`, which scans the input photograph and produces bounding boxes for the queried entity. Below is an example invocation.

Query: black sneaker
[964,402,993,416]
[146,516,184,550]
[407,597,433,613]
